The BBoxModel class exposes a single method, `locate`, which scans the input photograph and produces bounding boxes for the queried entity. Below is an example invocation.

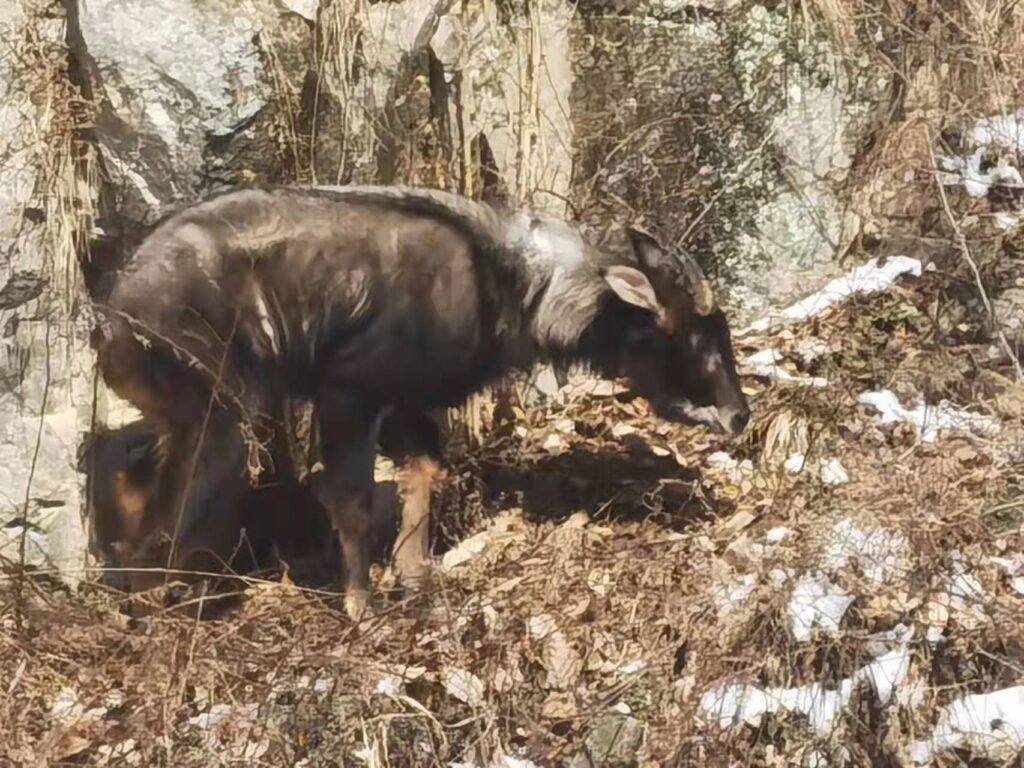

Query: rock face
[571,2,888,323]
[1,0,918,573]
[72,0,312,224]
[0,2,96,581]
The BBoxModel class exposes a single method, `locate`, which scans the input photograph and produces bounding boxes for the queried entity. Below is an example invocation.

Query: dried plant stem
[926,131,1024,382]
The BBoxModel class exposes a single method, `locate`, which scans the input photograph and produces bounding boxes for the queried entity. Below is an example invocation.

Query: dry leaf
[443,668,485,707]
[541,691,578,719]
[719,509,757,536]
[543,632,583,689]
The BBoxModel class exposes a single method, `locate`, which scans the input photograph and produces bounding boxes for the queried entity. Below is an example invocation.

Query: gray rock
[72,0,319,220]
[571,4,888,325]
[579,714,646,766]
[723,5,886,322]
[0,1,95,584]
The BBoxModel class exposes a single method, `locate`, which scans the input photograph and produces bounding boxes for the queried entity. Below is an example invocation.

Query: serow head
[599,227,751,435]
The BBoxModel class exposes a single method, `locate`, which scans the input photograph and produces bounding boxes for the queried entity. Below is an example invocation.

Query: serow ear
[625,227,673,272]
[603,265,664,316]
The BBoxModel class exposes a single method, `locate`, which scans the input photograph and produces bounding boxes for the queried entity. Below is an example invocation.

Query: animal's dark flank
[92,184,750,618]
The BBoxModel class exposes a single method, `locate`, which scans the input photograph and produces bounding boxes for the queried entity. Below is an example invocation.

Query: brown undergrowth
[2,259,1024,767]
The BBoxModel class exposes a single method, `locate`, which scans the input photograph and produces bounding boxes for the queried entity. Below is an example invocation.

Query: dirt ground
[3,251,1024,767]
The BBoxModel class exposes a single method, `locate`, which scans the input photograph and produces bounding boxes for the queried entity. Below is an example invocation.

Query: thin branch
[925,129,1024,382]
[14,319,52,631]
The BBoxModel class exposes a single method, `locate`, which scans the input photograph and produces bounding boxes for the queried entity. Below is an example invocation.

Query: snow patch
[450,757,543,768]
[937,109,1024,230]
[909,686,1024,764]
[784,452,808,474]
[857,389,1002,443]
[783,454,848,485]
[700,681,851,734]
[188,702,259,730]
[742,348,828,387]
[700,627,914,736]
[822,518,909,585]
[375,675,405,696]
[789,572,854,642]
[946,550,989,625]
[819,458,849,486]
[744,256,922,333]
[793,337,833,366]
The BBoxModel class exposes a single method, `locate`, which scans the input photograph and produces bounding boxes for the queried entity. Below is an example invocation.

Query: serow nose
[729,410,750,434]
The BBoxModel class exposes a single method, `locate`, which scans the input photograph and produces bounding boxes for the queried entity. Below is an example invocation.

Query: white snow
[939,151,1022,199]
[449,757,543,768]
[744,256,923,333]
[542,433,568,451]
[742,348,828,387]
[700,681,851,734]
[949,558,987,605]
[789,572,854,642]
[819,458,849,486]
[937,109,1024,230]
[821,518,909,585]
[861,645,912,705]
[967,110,1024,151]
[700,627,914,736]
[793,337,833,366]
[769,568,793,589]
[782,454,849,485]
[47,687,108,726]
[857,389,1002,443]
[375,675,405,696]
[784,452,808,473]
[909,686,1024,764]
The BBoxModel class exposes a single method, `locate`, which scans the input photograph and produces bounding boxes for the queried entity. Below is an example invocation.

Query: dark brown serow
[78,421,337,614]
[92,185,750,618]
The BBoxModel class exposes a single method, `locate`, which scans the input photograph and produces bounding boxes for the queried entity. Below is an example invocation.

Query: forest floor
[3,247,1024,767]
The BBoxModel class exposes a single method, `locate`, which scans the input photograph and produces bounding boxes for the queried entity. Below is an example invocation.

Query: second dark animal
[78,421,339,615]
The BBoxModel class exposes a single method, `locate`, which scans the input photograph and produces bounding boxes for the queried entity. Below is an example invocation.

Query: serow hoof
[344,588,369,620]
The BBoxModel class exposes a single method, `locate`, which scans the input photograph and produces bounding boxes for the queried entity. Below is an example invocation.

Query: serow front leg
[312,389,380,620]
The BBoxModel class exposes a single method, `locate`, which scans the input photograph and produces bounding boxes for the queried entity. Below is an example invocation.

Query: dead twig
[926,130,1024,382]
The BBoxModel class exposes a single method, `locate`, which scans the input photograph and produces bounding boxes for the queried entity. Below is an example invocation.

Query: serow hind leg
[379,409,446,591]
[312,389,380,620]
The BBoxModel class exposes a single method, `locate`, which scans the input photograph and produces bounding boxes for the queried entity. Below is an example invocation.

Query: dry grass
[3,257,1024,767]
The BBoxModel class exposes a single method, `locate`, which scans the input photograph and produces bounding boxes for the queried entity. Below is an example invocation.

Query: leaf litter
[5,252,1024,766]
